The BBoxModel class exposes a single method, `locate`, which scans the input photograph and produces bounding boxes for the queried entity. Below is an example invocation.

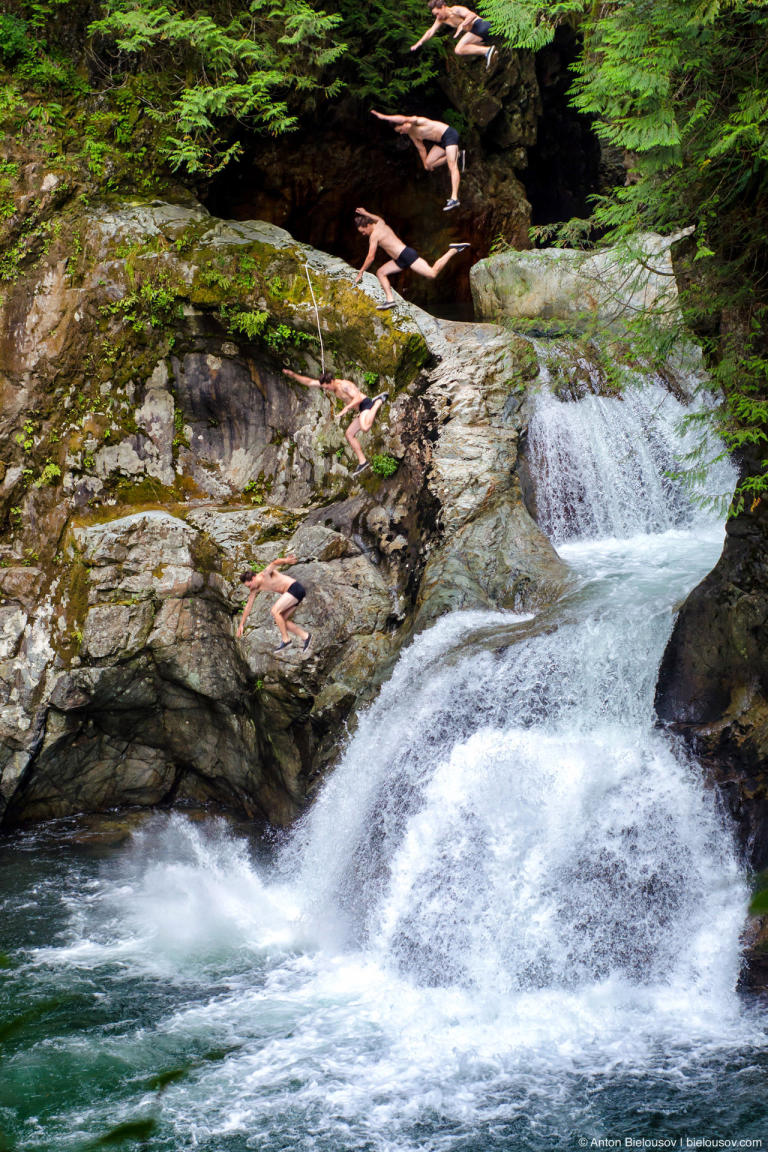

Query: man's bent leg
[282,602,309,642]
[359,397,384,432]
[376,259,401,303]
[445,144,460,200]
[271,592,299,641]
[455,32,488,57]
[409,253,456,281]
[345,416,367,465]
[425,146,447,172]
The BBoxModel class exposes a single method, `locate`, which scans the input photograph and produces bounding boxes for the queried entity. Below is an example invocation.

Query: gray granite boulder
[471,232,689,334]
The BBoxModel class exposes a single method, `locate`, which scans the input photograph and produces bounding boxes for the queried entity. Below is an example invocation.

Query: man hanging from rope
[411,0,495,69]
[237,555,311,655]
[371,109,464,211]
[354,206,470,309]
[283,368,388,477]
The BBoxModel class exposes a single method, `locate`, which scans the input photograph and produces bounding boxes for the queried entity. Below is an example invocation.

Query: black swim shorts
[395,246,419,271]
[287,580,306,603]
[440,126,460,150]
[471,17,491,42]
[358,397,374,413]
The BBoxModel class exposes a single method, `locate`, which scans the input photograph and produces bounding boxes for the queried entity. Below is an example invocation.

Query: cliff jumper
[354,207,470,309]
[237,555,312,655]
[371,110,464,211]
[410,0,495,70]
[283,367,389,476]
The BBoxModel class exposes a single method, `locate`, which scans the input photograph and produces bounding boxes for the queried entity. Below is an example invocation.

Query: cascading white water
[8,349,765,1152]
[526,342,724,542]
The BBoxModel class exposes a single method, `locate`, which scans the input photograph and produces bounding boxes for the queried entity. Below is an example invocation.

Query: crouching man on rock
[237,555,311,655]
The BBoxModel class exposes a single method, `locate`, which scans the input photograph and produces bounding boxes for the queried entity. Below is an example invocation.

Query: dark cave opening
[205,32,612,322]
[522,26,624,229]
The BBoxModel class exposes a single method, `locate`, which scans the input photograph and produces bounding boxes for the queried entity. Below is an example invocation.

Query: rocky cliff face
[0,151,568,828]
[655,492,768,868]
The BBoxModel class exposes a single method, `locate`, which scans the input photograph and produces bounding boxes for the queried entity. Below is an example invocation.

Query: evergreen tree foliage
[1,0,438,176]
[89,0,346,172]
[330,0,439,103]
[483,0,768,507]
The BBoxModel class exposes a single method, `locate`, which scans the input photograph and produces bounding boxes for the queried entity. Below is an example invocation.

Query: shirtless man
[411,0,495,69]
[371,110,463,211]
[354,206,470,310]
[237,554,311,655]
[283,367,388,476]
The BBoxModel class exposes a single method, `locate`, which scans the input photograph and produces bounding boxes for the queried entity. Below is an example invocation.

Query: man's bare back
[437,3,474,28]
[393,115,450,145]
[329,377,366,406]
[252,567,296,595]
[367,218,406,262]
[412,3,475,44]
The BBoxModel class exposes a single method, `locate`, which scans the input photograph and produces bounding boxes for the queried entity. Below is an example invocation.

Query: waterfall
[526,340,729,542]
[283,363,742,1006]
[9,350,764,1152]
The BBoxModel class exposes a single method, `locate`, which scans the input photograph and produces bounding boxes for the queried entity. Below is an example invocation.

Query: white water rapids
[12,366,768,1150]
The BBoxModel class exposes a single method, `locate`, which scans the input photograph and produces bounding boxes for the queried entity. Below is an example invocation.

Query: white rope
[303,263,325,374]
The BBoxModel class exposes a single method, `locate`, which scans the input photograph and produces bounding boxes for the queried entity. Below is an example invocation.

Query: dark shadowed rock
[656,494,768,871]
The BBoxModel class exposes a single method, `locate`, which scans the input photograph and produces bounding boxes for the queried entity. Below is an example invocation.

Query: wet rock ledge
[0,187,567,827]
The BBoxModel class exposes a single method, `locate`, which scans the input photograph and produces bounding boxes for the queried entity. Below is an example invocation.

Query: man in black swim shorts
[237,554,312,655]
[411,1,495,70]
[371,111,464,210]
[355,206,471,308]
[395,247,420,270]
[282,367,389,476]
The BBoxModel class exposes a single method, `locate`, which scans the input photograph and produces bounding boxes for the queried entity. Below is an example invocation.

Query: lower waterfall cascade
[1,359,767,1151]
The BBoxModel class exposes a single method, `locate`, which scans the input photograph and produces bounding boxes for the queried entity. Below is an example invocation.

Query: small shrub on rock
[371,454,398,478]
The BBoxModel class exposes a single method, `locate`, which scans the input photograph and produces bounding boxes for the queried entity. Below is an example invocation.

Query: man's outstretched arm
[355,237,380,282]
[371,110,414,126]
[236,588,258,638]
[262,555,298,578]
[283,368,321,388]
[411,18,441,50]
[410,136,430,168]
